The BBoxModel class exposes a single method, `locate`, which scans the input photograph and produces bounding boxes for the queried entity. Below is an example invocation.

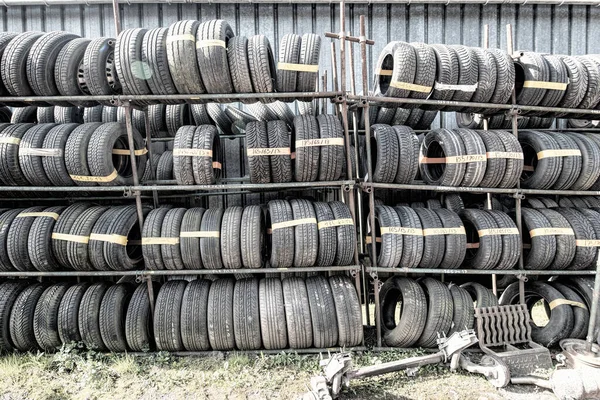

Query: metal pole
[143,110,160,208]
[112,0,122,37]
[587,256,600,350]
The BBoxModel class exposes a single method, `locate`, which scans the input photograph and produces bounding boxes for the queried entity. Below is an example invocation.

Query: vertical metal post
[331,41,340,117]
[143,110,160,208]
[112,0,122,37]
[506,24,526,305]
[586,257,600,349]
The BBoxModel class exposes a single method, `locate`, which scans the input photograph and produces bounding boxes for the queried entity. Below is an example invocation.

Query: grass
[0,343,557,400]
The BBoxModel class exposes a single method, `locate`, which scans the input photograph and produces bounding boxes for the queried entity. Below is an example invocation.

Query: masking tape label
[318,218,354,230]
[375,69,393,76]
[0,137,20,145]
[112,148,148,156]
[247,147,291,156]
[420,154,487,164]
[486,151,524,160]
[196,39,226,48]
[295,138,344,148]
[423,227,466,236]
[70,169,118,183]
[576,239,600,247]
[549,299,587,310]
[529,227,575,237]
[478,228,520,236]
[16,212,59,220]
[142,237,180,245]
[180,231,220,238]
[389,81,432,93]
[166,34,195,43]
[19,148,62,157]
[379,226,423,236]
[537,149,581,159]
[271,217,317,231]
[434,82,478,92]
[277,62,319,72]
[365,236,383,244]
[523,80,568,90]
[51,233,89,244]
[213,161,222,169]
[89,233,128,245]
[173,148,213,157]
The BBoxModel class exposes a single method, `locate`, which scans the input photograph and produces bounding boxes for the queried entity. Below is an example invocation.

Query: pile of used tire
[520,206,600,270]
[369,105,439,130]
[367,205,520,270]
[0,25,319,105]
[373,42,600,118]
[500,278,594,347]
[0,275,362,352]
[0,122,150,186]
[245,114,344,184]
[380,277,497,347]
[143,200,356,270]
[524,196,600,208]
[456,113,554,130]
[11,105,84,124]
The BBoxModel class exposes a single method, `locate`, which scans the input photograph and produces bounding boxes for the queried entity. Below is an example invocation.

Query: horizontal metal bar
[0,180,354,193]
[0,92,343,104]
[351,95,600,116]
[365,267,596,275]
[0,266,361,277]
[128,346,369,356]
[7,0,600,4]
[365,182,600,196]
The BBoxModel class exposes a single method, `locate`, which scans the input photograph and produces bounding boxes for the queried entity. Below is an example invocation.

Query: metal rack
[0,0,365,353]
[350,16,600,349]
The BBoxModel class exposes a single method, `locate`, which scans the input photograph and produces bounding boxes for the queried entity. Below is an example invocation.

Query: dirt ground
[0,345,557,400]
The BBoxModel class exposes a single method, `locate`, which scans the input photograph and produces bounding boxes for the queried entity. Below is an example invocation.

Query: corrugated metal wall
[2,2,597,129]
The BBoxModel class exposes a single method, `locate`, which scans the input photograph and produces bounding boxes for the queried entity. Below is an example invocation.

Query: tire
[27,31,80,103]
[259,278,287,349]
[125,281,160,352]
[28,206,66,272]
[329,201,356,267]
[18,123,57,186]
[57,282,90,345]
[7,206,46,271]
[379,276,427,347]
[82,37,121,102]
[576,56,600,111]
[141,28,177,101]
[173,126,196,185]
[153,280,186,351]
[165,104,191,137]
[566,133,600,191]
[424,44,458,109]
[247,35,276,101]
[207,278,235,350]
[54,106,83,124]
[369,205,402,268]
[192,124,220,185]
[227,36,254,102]
[156,151,173,180]
[464,48,497,113]
[296,33,321,93]
[99,205,148,271]
[78,282,108,350]
[10,108,36,123]
[393,205,423,269]
[42,123,79,186]
[245,121,271,184]
[196,20,234,95]
[1,32,44,97]
[555,208,597,270]
[476,130,506,188]
[0,209,26,271]
[282,277,312,348]
[416,278,453,348]
[415,208,446,269]
[99,283,132,352]
[55,38,93,106]
[179,279,210,351]
[392,126,419,184]
[10,283,47,352]
[0,123,33,186]
[200,207,224,270]
[232,278,262,350]
[446,45,477,111]
[454,128,487,187]
[142,207,171,270]
[544,133,581,190]
[499,281,573,347]
[221,206,243,269]
[0,33,18,97]
[268,200,294,268]
[486,209,521,270]
[180,207,205,270]
[159,208,186,271]
[265,120,292,183]
[550,282,589,340]
[556,56,588,116]
[521,208,556,270]
[166,21,205,95]
[434,208,466,269]
[374,41,416,99]
[519,130,562,190]
[290,199,318,267]
[370,124,399,183]
[293,115,320,182]
[66,206,108,271]
[420,128,466,187]
[514,51,550,106]
[460,282,498,308]
[0,281,29,352]
[313,202,336,267]
[530,208,573,271]
[305,276,338,348]
[240,205,264,268]
[494,130,524,189]
[448,284,475,333]
[459,209,502,270]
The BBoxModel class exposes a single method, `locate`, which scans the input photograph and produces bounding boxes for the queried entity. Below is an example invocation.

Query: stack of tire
[373,42,514,112]
[519,130,600,190]
[520,206,600,270]
[245,114,344,184]
[524,196,600,209]
[0,204,147,272]
[172,124,222,185]
[142,200,356,270]
[367,205,520,270]
[0,275,362,352]
[456,113,554,130]
[499,278,592,347]
[10,106,84,124]
[0,122,146,187]
[370,105,439,130]
[380,277,497,347]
